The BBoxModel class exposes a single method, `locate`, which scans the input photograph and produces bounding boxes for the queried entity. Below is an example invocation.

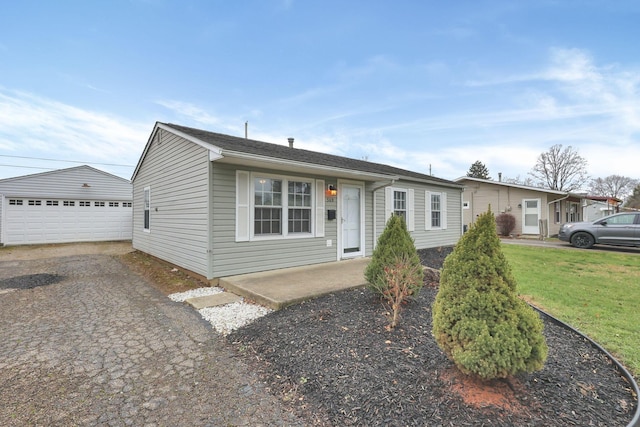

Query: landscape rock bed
[227,247,637,426]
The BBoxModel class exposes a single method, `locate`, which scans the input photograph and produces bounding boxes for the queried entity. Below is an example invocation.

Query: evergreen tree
[364,214,423,298]
[467,161,491,179]
[432,208,547,380]
[625,183,640,209]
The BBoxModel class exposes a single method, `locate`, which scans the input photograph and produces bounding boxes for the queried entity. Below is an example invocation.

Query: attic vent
[288,137,294,148]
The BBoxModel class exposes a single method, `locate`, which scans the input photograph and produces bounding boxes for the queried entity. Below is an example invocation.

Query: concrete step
[185,292,243,309]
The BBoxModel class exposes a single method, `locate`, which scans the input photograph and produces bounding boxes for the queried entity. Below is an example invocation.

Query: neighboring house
[0,165,132,246]
[582,196,621,221]
[131,122,464,280]
[455,177,585,238]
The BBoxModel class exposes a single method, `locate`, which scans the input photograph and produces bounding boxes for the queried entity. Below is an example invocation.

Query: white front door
[340,184,364,258]
[522,199,541,234]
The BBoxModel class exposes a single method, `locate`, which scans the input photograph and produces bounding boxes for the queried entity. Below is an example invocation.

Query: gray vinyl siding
[132,132,211,277]
[373,181,462,250]
[0,166,131,201]
[0,196,4,244]
[210,163,337,278]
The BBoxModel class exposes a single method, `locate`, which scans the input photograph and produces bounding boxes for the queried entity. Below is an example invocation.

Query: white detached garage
[0,165,132,246]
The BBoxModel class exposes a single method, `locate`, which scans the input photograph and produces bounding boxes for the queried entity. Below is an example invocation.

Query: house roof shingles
[162,123,460,188]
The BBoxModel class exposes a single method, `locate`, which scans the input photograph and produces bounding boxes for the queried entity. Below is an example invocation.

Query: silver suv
[558,212,640,249]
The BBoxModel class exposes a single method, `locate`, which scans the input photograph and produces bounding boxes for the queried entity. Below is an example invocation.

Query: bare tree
[502,175,535,187]
[528,144,589,191]
[589,175,638,200]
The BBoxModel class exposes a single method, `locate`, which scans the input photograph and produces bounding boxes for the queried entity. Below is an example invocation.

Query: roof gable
[0,165,131,200]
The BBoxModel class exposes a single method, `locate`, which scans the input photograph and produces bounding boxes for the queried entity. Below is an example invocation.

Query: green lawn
[501,244,640,377]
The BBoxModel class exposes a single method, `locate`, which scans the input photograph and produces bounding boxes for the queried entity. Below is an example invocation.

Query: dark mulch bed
[227,247,637,426]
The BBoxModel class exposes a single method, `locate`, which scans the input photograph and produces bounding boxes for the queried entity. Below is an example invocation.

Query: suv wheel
[571,232,595,249]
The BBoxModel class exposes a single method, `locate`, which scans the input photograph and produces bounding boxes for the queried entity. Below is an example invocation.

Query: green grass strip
[502,244,640,377]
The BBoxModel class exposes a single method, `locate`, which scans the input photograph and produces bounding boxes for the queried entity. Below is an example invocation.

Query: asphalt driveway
[0,245,302,426]
[501,237,640,255]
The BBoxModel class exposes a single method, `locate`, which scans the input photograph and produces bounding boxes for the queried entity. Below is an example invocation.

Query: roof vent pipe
[498,172,502,182]
[288,137,294,148]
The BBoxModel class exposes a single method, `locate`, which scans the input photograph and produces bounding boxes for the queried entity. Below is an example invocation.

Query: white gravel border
[168,287,273,335]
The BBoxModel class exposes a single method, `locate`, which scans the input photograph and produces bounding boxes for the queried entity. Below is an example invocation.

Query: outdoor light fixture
[326,185,337,197]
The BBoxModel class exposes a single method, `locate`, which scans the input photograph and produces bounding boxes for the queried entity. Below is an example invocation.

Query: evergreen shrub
[365,214,424,299]
[432,208,548,380]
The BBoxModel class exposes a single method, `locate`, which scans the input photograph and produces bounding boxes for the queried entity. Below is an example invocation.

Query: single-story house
[455,176,585,238]
[131,122,464,280]
[0,165,132,246]
[582,196,621,221]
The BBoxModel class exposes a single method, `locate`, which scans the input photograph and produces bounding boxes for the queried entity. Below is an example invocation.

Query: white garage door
[4,198,132,245]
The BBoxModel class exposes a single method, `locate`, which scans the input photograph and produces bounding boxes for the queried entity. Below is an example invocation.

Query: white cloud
[0,89,149,178]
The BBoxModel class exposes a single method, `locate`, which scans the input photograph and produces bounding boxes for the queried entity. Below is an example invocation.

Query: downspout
[547,194,570,238]
[370,179,396,251]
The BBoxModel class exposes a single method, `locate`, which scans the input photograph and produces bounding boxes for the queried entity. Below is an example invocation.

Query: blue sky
[1,1,639,186]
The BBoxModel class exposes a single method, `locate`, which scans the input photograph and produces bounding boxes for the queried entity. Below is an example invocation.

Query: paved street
[0,252,302,426]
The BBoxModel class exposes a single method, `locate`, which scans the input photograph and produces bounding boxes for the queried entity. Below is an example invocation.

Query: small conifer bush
[365,214,424,299]
[432,208,547,380]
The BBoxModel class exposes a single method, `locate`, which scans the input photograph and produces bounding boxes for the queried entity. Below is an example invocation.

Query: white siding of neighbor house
[0,196,4,244]
[373,181,462,250]
[0,165,131,200]
[209,163,338,278]
[132,131,211,277]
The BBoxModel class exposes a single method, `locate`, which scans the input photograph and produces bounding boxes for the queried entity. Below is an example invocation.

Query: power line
[0,154,134,168]
[0,164,58,171]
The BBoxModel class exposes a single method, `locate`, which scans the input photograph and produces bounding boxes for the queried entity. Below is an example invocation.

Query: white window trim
[143,186,151,232]
[425,191,447,231]
[236,170,323,242]
[384,186,415,232]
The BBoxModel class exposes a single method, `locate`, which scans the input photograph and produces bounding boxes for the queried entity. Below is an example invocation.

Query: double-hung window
[237,171,323,241]
[143,187,151,231]
[431,193,441,228]
[425,191,447,230]
[393,190,407,222]
[288,181,312,233]
[254,178,282,235]
[385,187,414,231]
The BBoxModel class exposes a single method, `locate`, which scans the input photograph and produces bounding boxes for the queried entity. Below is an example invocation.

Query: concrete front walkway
[219,257,370,310]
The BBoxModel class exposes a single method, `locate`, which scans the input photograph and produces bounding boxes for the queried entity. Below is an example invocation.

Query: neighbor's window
[254,178,282,235]
[431,193,442,228]
[63,201,75,207]
[566,201,580,222]
[46,200,59,206]
[28,200,42,206]
[393,190,407,221]
[79,201,91,207]
[554,202,561,223]
[144,187,151,231]
[9,199,23,205]
[123,202,132,207]
[109,202,119,207]
[94,201,105,207]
